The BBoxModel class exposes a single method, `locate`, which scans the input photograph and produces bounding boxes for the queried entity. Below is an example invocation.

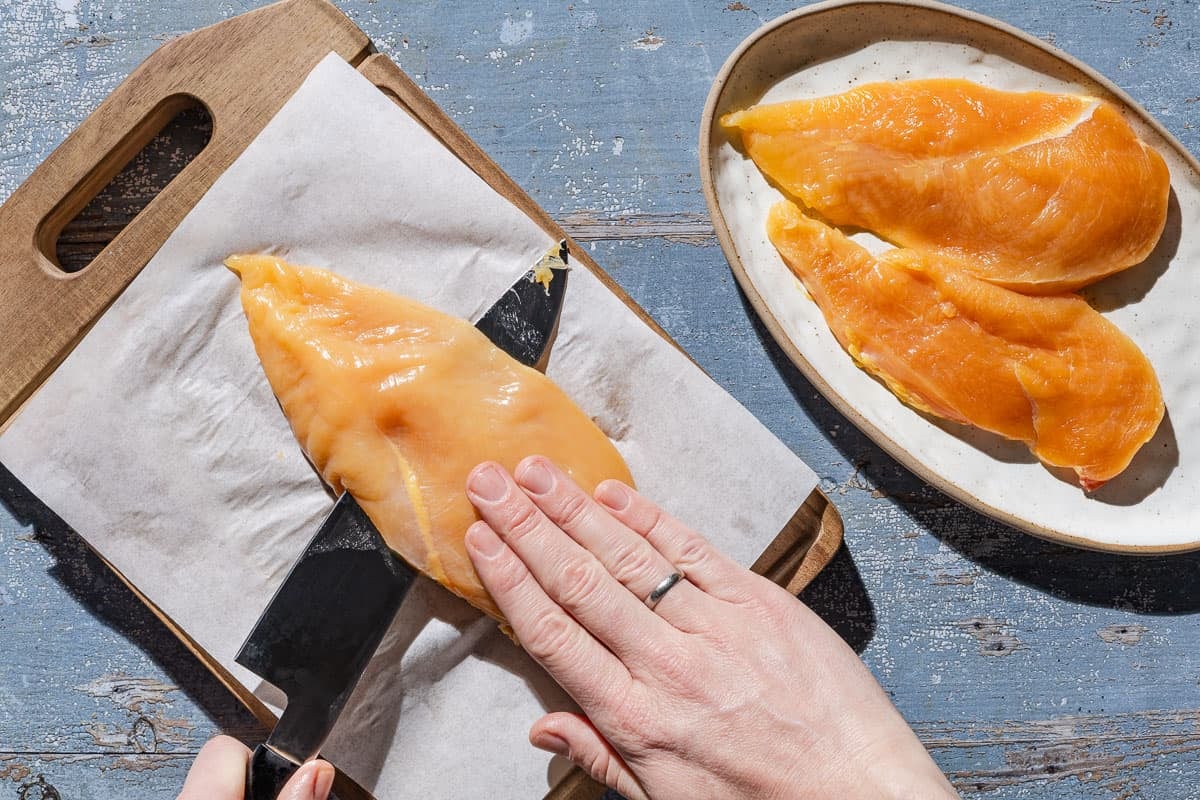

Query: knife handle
[246,744,297,800]
[243,748,338,800]
[246,744,342,800]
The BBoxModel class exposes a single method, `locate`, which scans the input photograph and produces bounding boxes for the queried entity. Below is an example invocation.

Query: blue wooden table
[2,2,1199,798]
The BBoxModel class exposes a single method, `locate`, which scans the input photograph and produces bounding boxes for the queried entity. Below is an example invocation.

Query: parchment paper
[0,53,817,797]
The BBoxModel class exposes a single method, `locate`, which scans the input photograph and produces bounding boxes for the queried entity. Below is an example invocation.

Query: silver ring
[645,572,683,609]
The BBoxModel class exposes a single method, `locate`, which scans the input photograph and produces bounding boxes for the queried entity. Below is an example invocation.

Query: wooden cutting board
[0,1,843,797]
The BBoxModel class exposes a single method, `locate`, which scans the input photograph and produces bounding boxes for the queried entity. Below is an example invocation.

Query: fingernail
[287,760,334,800]
[466,523,505,558]
[535,732,570,757]
[519,459,555,495]
[596,481,630,511]
[311,761,335,800]
[469,464,507,502]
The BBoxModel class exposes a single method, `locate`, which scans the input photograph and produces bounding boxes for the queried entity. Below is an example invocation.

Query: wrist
[888,780,960,800]
[869,751,960,800]
[758,762,955,800]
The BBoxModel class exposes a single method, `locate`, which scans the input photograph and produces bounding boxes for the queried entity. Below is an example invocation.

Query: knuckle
[673,535,714,572]
[649,641,696,688]
[601,757,626,790]
[554,557,607,613]
[524,610,580,663]
[726,572,779,609]
[608,542,658,586]
[552,489,592,530]
[488,556,531,597]
[610,693,670,752]
[640,508,671,541]
[754,584,802,623]
[503,500,544,542]
[578,747,613,785]
[574,669,628,714]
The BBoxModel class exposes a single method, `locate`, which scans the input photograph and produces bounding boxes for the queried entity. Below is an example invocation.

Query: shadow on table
[799,543,876,654]
[743,293,1200,617]
[0,462,265,744]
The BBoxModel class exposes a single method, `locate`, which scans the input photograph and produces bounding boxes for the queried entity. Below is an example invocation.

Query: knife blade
[237,493,411,800]
[476,240,569,369]
[236,242,570,799]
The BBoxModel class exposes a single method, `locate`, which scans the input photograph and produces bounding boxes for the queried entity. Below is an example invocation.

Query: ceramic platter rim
[699,0,1200,554]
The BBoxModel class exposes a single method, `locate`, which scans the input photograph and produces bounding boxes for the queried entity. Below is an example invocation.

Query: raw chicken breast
[227,254,634,622]
[723,79,1170,293]
[766,201,1163,490]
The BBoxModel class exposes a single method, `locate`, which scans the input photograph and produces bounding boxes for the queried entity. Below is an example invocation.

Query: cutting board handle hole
[37,95,212,274]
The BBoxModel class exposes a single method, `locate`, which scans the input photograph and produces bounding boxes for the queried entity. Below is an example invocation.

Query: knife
[477,240,569,369]
[236,243,570,800]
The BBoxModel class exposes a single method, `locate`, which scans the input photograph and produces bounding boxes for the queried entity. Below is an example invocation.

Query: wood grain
[2,1,1199,799]
[0,0,370,426]
[0,2,839,799]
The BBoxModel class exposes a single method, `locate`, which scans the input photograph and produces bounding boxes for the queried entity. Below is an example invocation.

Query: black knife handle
[246,744,343,800]
[245,743,350,800]
[246,744,298,800]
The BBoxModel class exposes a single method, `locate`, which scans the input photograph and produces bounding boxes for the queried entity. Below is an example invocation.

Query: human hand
[465,456,959,800]
[177,736,335,800]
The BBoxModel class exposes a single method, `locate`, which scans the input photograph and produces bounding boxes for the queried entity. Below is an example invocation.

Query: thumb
[178,736,249,800]
[530,712,648,800]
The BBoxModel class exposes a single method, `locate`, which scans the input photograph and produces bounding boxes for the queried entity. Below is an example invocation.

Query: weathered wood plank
[5,2,1197,219]
[923,709,1200,797]
[0,468,264,756]
[0,753,194,799]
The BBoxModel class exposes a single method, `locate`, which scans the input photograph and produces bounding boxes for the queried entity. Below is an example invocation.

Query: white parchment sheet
[0,54,817,797]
